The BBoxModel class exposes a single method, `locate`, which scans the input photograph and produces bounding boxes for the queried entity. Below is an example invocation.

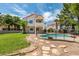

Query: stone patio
[24,34,79,56]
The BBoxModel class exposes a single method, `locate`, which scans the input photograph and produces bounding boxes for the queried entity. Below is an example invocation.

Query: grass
[0,33,30,55]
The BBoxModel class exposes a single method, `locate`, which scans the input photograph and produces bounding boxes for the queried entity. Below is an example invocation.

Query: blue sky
[0,3,63,24]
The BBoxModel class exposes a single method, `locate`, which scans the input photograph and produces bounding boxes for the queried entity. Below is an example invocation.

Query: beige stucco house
[24,14,45,34]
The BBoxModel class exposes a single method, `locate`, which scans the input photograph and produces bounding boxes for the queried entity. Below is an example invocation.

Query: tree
[48,28,53,33]
[57,3,71,29]
[57,3,78,32]
[4,14,13,30]
[0,14,26,32]
[12,16,21,30]
[69,4,79,22]
[19,20,27,34]
[57,13,68,29]
[0,15,4,26]
[63,3,78,31]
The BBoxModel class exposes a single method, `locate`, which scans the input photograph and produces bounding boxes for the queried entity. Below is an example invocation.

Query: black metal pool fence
[39,28,79,42]
[53,29,79,42]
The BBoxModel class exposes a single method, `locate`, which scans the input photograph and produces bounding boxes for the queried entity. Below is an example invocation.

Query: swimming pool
[40,33,71,39]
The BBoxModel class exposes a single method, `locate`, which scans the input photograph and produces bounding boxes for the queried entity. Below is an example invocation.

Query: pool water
[40,34,70,39]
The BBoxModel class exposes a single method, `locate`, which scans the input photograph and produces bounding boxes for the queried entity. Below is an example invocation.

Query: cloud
[43,12,55,22]
[22,4,29,8]
[43,12,51,21]
[9,13,19,16]
[2,13,19,17]
[43,9,61,25]
[53,9,61,17]
[12,4,27,16]
[36,4,45,13]
[23,12,35,18]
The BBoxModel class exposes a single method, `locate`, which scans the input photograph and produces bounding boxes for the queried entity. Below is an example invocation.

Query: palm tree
[19,20,27,34]
[12,16,21,30]
[54,19,59,33]
[57,14,65,29]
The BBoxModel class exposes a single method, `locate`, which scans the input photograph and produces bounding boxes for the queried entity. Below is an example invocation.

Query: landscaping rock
[64,49,69,53]
[58,45,67,48]
[51,49,61,55]
[46,41,50,43]
[42,51,49,54]
[34,38,38,40]
[39,42,44,45]
[32,51,38,56]
[39,40,44,42]
[42,46,50,51]
[42,54,50,56]
[50,44,56,48]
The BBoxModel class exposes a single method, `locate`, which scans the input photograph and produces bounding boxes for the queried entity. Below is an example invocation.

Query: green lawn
[0,33,30,55]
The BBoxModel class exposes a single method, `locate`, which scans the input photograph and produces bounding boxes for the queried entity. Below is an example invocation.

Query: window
[29,20,33,24]
[36,19,42,22]
[30,28,33,31]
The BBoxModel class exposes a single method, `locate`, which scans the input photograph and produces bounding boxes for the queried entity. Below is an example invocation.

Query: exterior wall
[36,27,44,33]
[26,26,35,33]
[27,17,36,26]
[0,25,20,31]
[49,22,60,30]
[36,15,45,30]
[0,25,7,31]
[47,26,53,30]
[36,23,44,29]
[24,14,36,33]
[53,25,60,30]
[0,26,3,31]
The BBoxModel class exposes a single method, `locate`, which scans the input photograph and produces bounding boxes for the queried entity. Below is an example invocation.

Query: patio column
[35,19,36,35]
[46,24,47,34]
[44,22,47,34]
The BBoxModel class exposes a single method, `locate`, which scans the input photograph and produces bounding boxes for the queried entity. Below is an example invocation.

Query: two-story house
[24,14,45,34]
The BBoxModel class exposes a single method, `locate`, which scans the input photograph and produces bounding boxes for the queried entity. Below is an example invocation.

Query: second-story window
[29,20,33,24]
[36,19,42,23]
